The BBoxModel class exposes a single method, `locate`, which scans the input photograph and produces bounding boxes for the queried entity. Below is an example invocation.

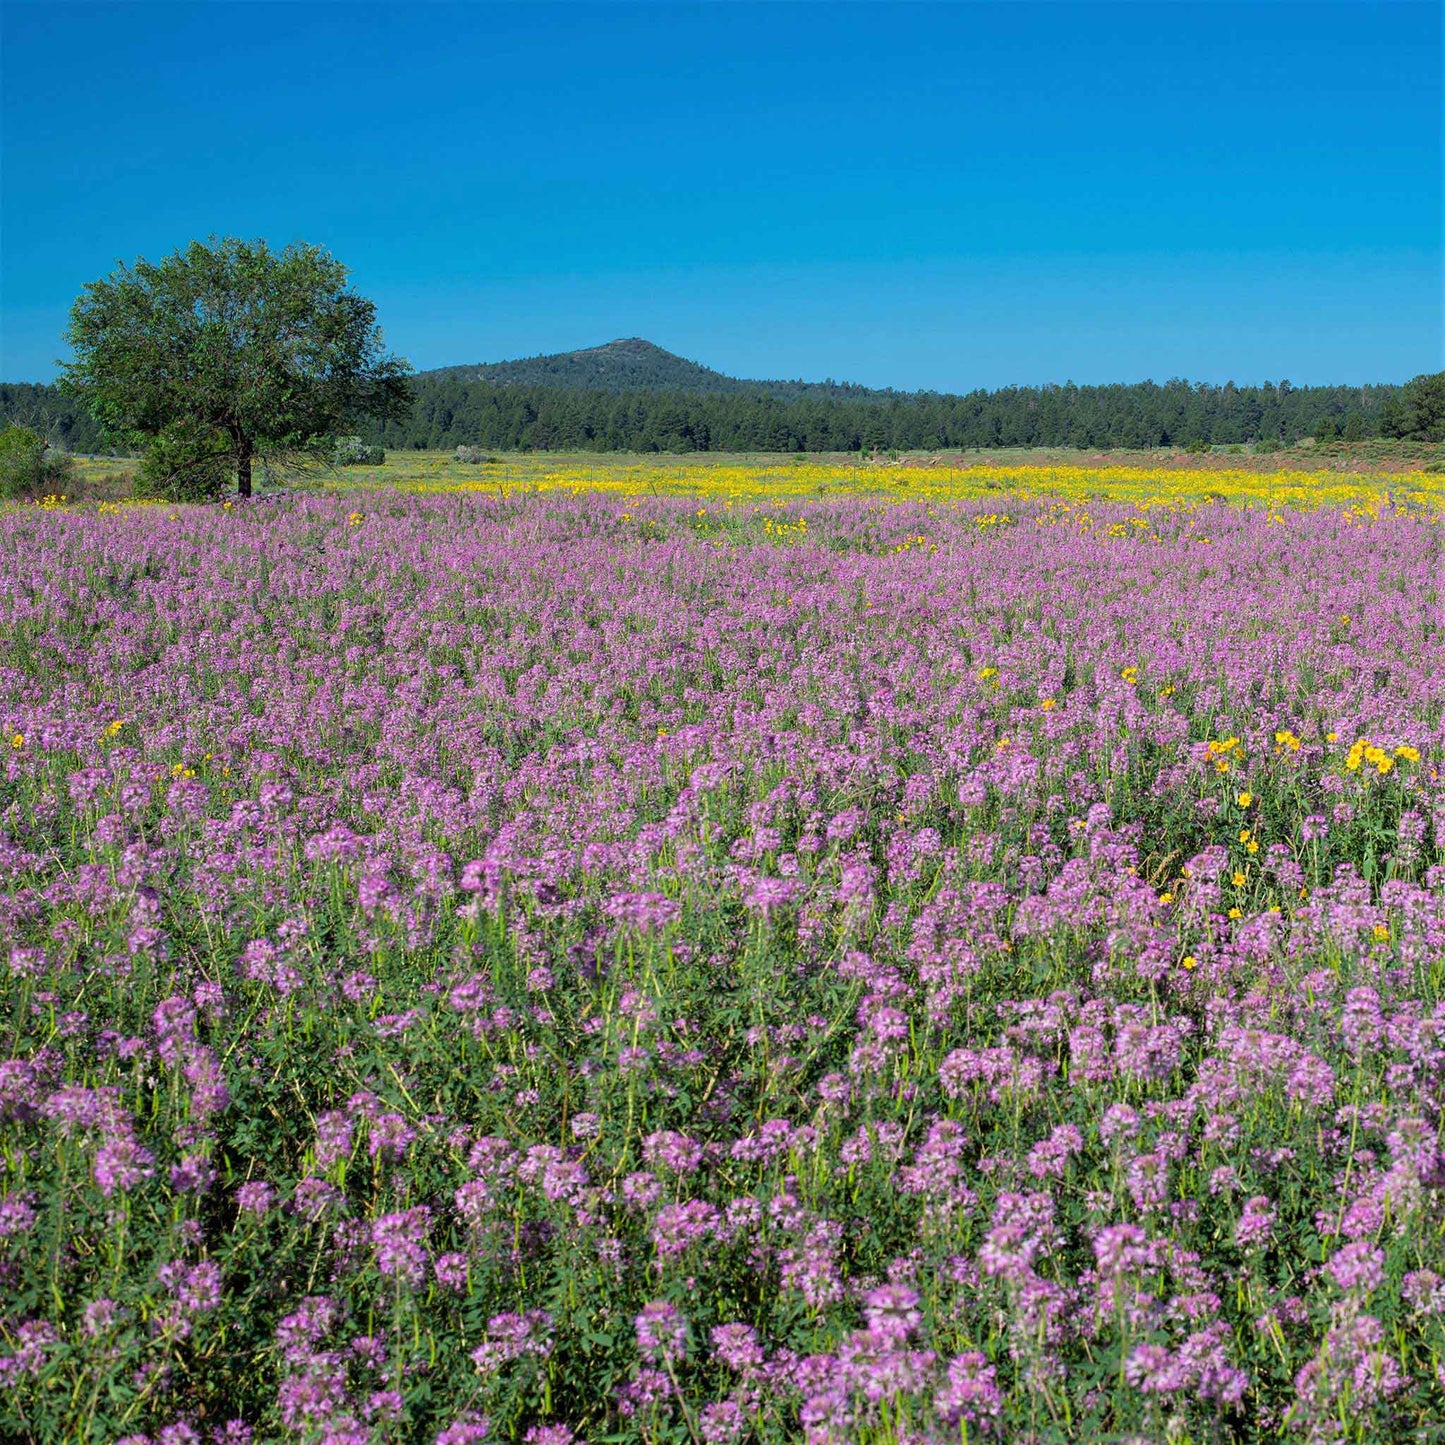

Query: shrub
[332,435,385,466]
[0,423,73,500]
[454,445,497,464]
[133,420,233,502]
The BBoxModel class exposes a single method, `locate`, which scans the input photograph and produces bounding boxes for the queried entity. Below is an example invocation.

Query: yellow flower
[347,511,364,526]
[1228,907,1243,920]
[1040,698,1056,711]
[1375,755,1394,775]
[1120,666,1138,684]
[656,728,669,739]
[1215,759,1230,774]
[1236,792,1253,808]
[1239,829,1251,844]
[1181,955,1198,971]
[978,667,998,681]
[1246,840,1259,855]
[1394,745,1420,763]
[1274,730,1301,752]
[1232,872,1246,888]
[1371,924,1389,943]
[1326,731,1338,743]
[9,733,22,750]
[1158,892,1173,904]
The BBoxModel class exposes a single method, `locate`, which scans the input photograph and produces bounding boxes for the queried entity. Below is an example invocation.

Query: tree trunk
[236,448,252,498]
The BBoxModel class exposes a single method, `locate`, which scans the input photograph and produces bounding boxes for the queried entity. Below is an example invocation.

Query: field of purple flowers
[1,489,1443,1445]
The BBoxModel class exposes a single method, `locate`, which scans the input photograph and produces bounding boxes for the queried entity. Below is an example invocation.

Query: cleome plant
[0,487,1442,1444]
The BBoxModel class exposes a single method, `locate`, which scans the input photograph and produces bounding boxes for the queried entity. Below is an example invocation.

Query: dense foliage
[133,420,237,504]
[6,372,1435,458]
[0,423,73,500]
[366,376,1409,454]
[1,488,1442,1445]
[0,383,113,454]
[56,237,411,494]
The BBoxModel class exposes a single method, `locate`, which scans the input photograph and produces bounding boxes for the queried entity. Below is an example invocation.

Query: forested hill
[418,337,888,401]
[368,374,1406,453]
[0,370,1423,456]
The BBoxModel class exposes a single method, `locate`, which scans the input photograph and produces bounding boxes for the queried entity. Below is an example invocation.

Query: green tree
[133,419,234,502]
[0,423,73,500]
[1378,394,1409,439]
[59,236,412,497]
[1399,371,1445,442]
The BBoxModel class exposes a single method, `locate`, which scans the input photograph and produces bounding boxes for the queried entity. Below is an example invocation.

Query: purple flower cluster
[0,489,1442,1440]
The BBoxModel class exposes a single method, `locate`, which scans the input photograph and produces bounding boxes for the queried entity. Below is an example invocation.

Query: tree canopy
[359,374,1406,454]
[1386,372,1445,443]
[58,237,411,495]
[13,347,1431,460]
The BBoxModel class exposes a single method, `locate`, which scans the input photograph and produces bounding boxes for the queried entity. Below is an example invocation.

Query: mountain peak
[418,339,738,394]
[415,341,891,401]
[580,338,672,356]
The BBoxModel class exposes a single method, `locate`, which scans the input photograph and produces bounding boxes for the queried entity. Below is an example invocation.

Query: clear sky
[2,1,1440,390]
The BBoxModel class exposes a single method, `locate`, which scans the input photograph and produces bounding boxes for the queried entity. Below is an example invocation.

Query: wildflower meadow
[2,474,1444,1445]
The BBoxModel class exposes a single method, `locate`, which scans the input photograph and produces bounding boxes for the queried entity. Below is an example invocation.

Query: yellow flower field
[64,449,1445,513]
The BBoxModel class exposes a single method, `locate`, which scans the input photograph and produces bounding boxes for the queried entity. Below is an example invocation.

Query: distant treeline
[363,376,1406,452]
[0,375,1418,455]
[0,383,114,453]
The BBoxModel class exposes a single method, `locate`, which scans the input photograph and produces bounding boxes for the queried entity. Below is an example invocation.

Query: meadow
[62,444,1444,511]
[1,462,1444,1445]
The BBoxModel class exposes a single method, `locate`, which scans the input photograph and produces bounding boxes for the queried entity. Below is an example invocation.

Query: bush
[332,435,385,466]
[0,424,73,500]
[454,445,497,465]
[134,421,232,502]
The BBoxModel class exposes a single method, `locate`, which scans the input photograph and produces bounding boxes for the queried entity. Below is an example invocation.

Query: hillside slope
[417,338,890,400]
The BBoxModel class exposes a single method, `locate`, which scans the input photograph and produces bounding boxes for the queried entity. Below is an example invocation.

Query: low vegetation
[1,483,1442,1443]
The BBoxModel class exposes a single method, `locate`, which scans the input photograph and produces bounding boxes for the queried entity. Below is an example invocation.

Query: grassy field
[62,446,1445,513]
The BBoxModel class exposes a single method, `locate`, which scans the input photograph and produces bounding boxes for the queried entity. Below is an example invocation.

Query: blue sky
[2,1,1439,390]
